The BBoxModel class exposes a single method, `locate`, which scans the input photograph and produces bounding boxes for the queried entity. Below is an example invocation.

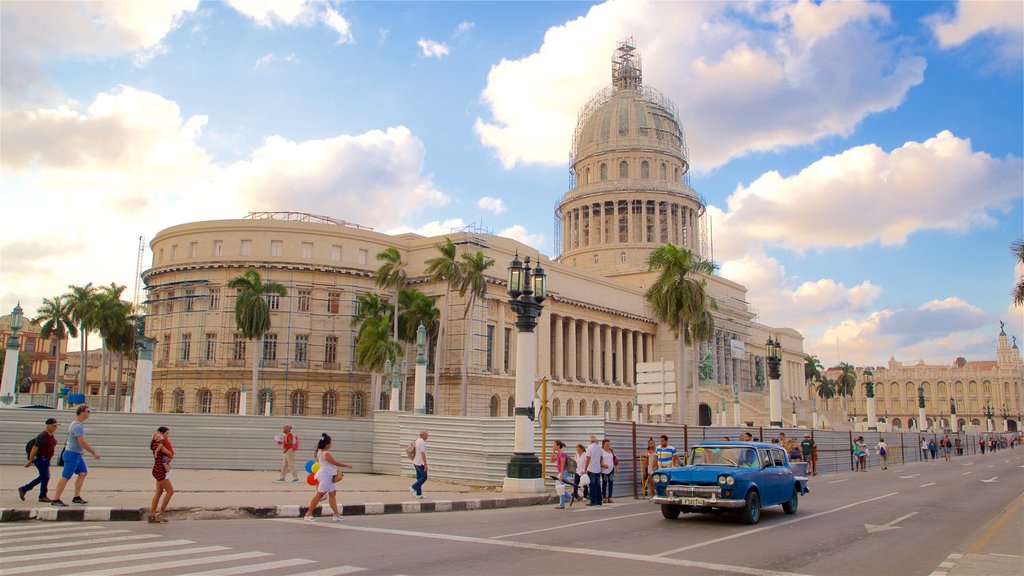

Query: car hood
[665,466,748,482]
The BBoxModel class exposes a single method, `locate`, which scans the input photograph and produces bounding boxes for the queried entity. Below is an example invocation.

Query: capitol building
[141,41,807,424]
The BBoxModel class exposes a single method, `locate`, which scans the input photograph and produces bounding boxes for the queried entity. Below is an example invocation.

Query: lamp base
[505,453,542,478]
[770,420,783,428]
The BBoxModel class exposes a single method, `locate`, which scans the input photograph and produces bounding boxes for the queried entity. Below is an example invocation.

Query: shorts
[152,463,168,482]
[316,471,336,494]
[61,451,87,479]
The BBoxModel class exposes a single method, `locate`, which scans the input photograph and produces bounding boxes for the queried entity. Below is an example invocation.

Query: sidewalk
[0,466,552,522]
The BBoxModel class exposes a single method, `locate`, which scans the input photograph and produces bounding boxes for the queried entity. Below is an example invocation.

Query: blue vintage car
[651,441,809,524]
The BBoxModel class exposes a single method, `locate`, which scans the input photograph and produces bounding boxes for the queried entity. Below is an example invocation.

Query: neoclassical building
[140,41,806,423]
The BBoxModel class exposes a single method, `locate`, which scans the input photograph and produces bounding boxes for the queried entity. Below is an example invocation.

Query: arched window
[553,398,561,416]
[659,163,667,180]
[674,167,679,182]
[892,418,902,429]
[226,389,240,414]
[599,163,607,181]
[921,383,931,397]
[969,381,978,395]
[640,160,649,179]
[592,400,600,415]
[1004,382,1011,397]
[954,381,964,396]
[906,383,915,397]
[627,402,632,419]
[351,392,365,417]
[579,400,586,416]
[291,391,307,416]
[584,167,591,184]
[615,401,622,420]
[153,389,164,413]
[489,395,500,417]
[971,418,981,426]
[258,389,273,415]
[604,400,611,418]
[619,161,628,178]
[925,418,934,428]
[957,418,966,429]
[890,383,899,397]
[322,391,337,416]
[593,254,599,264]
[425,393,434,415]
[983,381,991,395]
[378,391,389,410]
[907,418,916,429]
[172,388,185,413]
[196,389,212,413]
[938,382,947,396]
[566,399,574,416]
[507,396,516,417]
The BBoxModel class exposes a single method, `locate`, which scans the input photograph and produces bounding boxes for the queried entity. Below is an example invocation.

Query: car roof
[693,441,784,450]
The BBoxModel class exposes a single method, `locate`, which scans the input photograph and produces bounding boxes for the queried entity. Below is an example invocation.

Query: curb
[0,495,552,522]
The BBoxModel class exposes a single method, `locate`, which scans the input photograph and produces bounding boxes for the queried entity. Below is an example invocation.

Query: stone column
[415,324,427,414]
[537,312,551,379]
[624,330,634,386]
[554,315,564,381]
[580,321,591,382]
[566,317,577,382]
[132,337,157,413]
[615,327,624,385]
[593,324,602,383]
[604,325,613,385]
[496,303,506,374]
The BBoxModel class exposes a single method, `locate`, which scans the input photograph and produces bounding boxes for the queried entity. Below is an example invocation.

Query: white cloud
[386,218,468,238]
[225,0,317,26]
[498,225,545,251]
[455,21,475,35]
[417,38,450,59]
[474,0,925,170]
[927,0,1023,60]
[252,52,300,71]
[477,197,507,215]
[321,7,354,45]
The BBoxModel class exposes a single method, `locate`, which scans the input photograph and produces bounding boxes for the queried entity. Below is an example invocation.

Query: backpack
[566,455,577,475]
[406,441,417,460]
[292,435,299,451]
[25,437,37,458]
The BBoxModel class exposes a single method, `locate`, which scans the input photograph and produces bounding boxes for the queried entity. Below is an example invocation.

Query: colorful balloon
[306,472,317,486]
[305,460,315,473]
[311,462,320,474]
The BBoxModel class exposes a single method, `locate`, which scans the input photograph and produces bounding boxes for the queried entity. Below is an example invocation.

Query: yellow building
[1,313,69,396]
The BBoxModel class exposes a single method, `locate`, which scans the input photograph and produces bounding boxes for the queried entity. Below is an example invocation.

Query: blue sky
[1,0,1021,367]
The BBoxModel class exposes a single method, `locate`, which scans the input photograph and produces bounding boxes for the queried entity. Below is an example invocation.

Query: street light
[864,369,877,431]
[789,395,798,427]
[917,386,927,431]
[1,302,25,407]
[503,252,547,493]
[983,400,994,433]
[1001,404,1009,432]
[766,336,782,427]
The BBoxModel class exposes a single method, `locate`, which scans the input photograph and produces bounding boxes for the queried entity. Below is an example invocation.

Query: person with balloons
[302,433,351,522]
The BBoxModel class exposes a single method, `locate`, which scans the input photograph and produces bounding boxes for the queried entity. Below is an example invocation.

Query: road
[2,450,1022,576]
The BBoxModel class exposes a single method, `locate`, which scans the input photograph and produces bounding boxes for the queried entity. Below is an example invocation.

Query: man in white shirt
[582,435,604,506]
[410,430,429,498]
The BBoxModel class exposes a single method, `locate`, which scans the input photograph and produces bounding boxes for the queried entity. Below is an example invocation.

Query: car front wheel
[782,488,799,514]
[661,504,681,519]
[739,491,761,525]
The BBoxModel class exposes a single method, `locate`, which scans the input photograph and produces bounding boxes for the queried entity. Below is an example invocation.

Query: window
[170,245,178,260]
[157,248,164,264]
[271,240,283,257]
[172,389,185,412]
[503,328,511,373]
[25,339,35,353]
[154,390,164,412]
[507,396,516,417]
[490,395,500,417]
[184,289,195,312]
[180,333,191,360]
[660,163,667,180]
[426,393,434,415]
[162,334,171,360]
[378,391,390,410]
[197,389,212,413]
[619,252,626,263]
[328,292,340,314]
[592,400,599,415]
[258,389,273,415]
[599,163,607,181]
[263,334,278,361]
[641,160,649,178]
[267,294,280,310]
[584,167,590,184]
[301,242,313,258]
[295,334,308,362]
[358,249,368,265]
[566,399,574,416]
[204,333,216,360]
[241,240,252,256]
[233,335,246,361]
[227,389,240,414]
[486,325,494,372]
[619,160,629,178]
[593,254,599,264]
[189,242,198,258]
[325,336,338,364]
[166,291,174,314]
[291,391,307,416]
[209,288,220,310]
[214,240,223,256]
[322,391,337,416]
[351,392,365,416]
[331,245,342,262]
[298,290,311,312]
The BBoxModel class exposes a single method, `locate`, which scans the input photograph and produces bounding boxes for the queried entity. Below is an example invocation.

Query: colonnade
[563,199,699,251]
[542,313,654,387]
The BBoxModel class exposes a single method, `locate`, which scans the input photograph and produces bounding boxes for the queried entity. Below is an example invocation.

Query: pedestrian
[979,436,986,454]
[876,437,889,469]
[941,435,952,461]
[921,438,929,461]
[800,435,815,475]
[148,426,174,523]
[789,442,802,462]
[655,435,679,468]
[410,430,429,498]
[303,433,351,522]
[643,438,657,498]
[811,440,819,476]
[277,424,300,483]
[51,405,100,507]
[739,432,754,441]
[954,437,962,456]
[551,440,571,509]
[573,444,588,503]
[601,439,616,503]
[19,418,59,503]
[582,435,604,506]
[854,437,867,471]
[928,438,937,460]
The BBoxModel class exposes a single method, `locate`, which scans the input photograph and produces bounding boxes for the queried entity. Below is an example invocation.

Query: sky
[1,0,1022,368]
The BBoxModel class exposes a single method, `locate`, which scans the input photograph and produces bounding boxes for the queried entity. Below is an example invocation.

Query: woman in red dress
[149,426,174,523]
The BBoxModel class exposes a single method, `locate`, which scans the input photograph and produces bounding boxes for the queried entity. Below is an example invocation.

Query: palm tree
[353,301,401,410]
[836,362,857,412]
[64,283,98,395]
[804,354,823,401]
[816,376,837,411]
[644,243,716,425]
[398,287,440,344]
[227,268,287,415]
[1012,237,1024,306]
[424,237,462,413]
[94,283,130,410]
[34,295,78,407]
[455,250,495,416]
[375,247,407,342]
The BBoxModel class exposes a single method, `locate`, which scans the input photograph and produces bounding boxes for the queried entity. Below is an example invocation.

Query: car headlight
[655,474,667,483]
[717,475,735,486]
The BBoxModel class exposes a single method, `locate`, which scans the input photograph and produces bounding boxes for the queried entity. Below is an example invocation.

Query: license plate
[680,497,707,506]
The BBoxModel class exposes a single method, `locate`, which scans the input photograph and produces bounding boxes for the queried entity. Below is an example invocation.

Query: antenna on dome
[612,37,641,90]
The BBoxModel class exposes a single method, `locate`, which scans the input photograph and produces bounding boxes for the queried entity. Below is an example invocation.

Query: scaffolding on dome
[612,37,642,90]
[244,211,373,231]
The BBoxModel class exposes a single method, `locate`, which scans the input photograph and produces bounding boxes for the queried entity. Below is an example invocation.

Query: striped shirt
[655,445,677,468]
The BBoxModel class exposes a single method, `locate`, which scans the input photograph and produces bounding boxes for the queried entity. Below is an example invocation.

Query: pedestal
[812,411,818,430]
[1,346,21,406]
[866,397,877,431]
[733,403,742,427]
[769,378,783,427]
[414,363,427,414]
[132,357,153,413]
[918,408,926,431]
[239,390,248,416]
[502,327,545,493]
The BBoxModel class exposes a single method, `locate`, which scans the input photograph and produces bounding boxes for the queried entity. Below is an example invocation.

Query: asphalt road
[2,450,1022,576]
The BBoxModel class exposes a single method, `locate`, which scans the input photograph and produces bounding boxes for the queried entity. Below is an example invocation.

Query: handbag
[332,471,344,483]
[57,449,66,467]
[578,473,590,487]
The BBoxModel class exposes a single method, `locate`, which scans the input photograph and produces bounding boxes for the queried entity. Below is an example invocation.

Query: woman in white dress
[303,433,352,522]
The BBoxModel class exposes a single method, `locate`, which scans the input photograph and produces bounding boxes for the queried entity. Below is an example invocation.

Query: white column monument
[132,323,157,413]
[766,336,783,427]
[864,369,878,431]
[0,303,25,407]
[414,323,427,414]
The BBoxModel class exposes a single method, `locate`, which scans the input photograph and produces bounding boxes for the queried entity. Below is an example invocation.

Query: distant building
[1,313,69,395]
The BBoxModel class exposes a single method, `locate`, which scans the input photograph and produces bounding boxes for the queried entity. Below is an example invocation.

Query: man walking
[19,418,59,503]
[655,435,679,468]
[51,405,100,507]
[582,435,604,506]
[800,434,816,475]
[410,430,429,498]
[277,424,300,482]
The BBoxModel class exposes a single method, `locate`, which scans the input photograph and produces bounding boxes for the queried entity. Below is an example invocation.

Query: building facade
[1,313,70,396]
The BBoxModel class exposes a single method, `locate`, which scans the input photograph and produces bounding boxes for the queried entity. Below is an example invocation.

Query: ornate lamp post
[385,358,407,412]
[864,369,877,431]
[503,252,547,493]
[917,386,927,431]
[1,303,25,407]
[983,401,994,433]
[789,395,798,427]
[1001,404,1009,433]
[414,323,427,414]
[949,398,958,433]
[766,336,783,427]
[732,379,742,426]
[811,395,818,430]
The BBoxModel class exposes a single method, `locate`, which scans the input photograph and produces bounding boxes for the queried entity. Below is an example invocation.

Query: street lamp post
[864,369,877,431]
[984,401,994,433]
[1,303,25,407]
[766,336,783,427]
[950,398,958,433]
[503,253,547,493]
[1001,404,1009,433]
[732,379,742,427]
[811,395,818,430]
[789,395,798,427]
[917,387,927,431]
[414,323,427,414]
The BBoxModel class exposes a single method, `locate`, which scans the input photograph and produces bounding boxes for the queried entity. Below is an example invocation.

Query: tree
[34,295,78,406]
[1012,237,1024,306]
[804,354,823,401]
[644,243,716,425]
[375,247,407,342]
[816,376,837,411]
[94,283,131,410]
[836,362,857,412]
[64,283,98,395]
[227,268,286,415]
[353,292,401,410]
[455,250,495,416]
[398,287,439,345]
[424,237,462,413]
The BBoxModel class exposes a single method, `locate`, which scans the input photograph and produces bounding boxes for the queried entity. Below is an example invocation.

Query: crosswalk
[0,523,371,576]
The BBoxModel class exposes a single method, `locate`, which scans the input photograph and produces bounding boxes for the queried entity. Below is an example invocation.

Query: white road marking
[1,546,230,575]
[990,553,1024,559]
[277,567,367,576]
[3,534,159,554]
[900,474,921,478]
[981,477,999,483]
[988,465,995,468]
[960,462,974,466]
[279,519,815,576]
[864,511,918,533]
[1,539,196,563]
[962,472,973,475]
[654,492,900,556]
[66,551,270,576]
[493,511,658,539]
[176,558,317,576]
[919,483,936,487]
[0,529,129,544]
[827,479,849,484]
[0,524,107,536]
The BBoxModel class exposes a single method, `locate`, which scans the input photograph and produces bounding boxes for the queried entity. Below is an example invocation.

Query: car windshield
[689,446,758,467]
